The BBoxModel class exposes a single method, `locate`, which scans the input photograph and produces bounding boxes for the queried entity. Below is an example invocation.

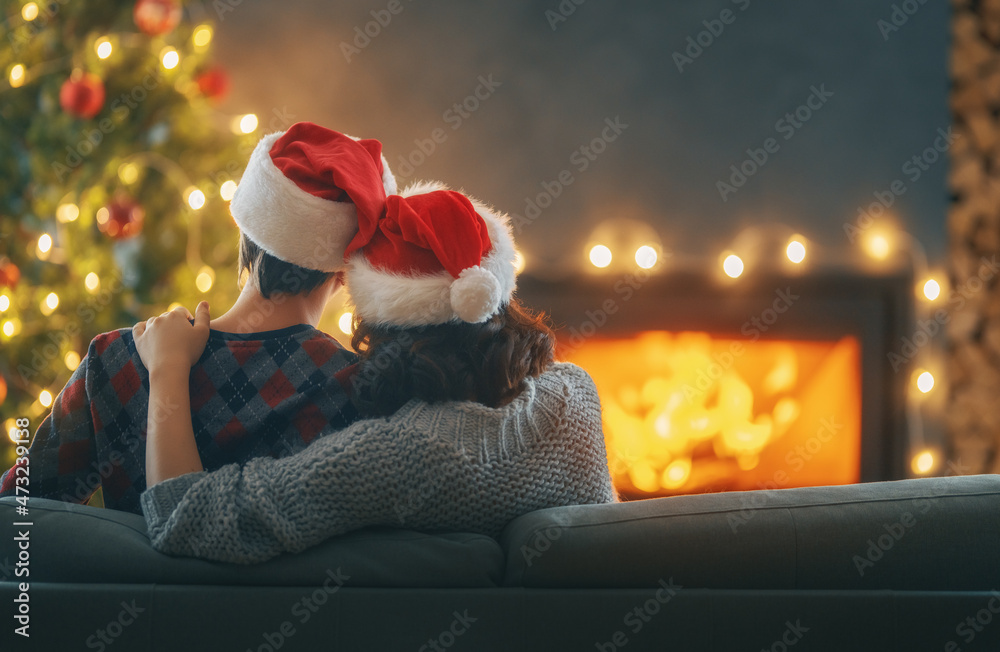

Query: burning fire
[563,332,861,496]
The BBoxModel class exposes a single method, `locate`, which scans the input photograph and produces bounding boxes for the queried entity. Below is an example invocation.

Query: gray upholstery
[4,476,1000,650]
[500,475,1000,590]
[0,496,504,587]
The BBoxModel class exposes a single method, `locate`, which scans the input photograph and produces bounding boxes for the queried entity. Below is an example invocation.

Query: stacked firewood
[948,0,1000,472]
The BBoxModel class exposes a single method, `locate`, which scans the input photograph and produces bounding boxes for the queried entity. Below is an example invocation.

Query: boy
[0,122,395,513]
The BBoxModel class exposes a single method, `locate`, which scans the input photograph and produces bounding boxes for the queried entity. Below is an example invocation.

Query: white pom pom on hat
[344,180,518,327]
[229,121,396,273]
[451,266,503,323]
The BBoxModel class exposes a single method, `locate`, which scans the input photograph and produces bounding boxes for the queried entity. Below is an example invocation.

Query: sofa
[3,473,1000,651]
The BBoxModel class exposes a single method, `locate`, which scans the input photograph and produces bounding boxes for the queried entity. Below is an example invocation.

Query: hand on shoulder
[132,301,211,375]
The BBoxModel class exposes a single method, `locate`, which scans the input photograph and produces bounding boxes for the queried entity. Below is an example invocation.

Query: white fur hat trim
[230,131,396,273]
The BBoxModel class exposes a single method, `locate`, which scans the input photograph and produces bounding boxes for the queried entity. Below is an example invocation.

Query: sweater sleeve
[139,362,616,564]
[139,417,454,564]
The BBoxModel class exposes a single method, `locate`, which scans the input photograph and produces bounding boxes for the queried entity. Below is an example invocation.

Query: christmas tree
[0,0,259,484]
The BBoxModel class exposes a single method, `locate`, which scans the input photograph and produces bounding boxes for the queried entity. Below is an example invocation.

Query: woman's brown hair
[350,299,556,416]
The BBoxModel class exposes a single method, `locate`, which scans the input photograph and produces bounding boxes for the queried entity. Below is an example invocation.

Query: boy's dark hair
[350,299,556,417]
[238,233,334,299]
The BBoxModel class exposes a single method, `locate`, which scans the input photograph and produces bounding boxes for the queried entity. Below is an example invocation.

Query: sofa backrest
[500,474,1000,590]
[0,497,504,587]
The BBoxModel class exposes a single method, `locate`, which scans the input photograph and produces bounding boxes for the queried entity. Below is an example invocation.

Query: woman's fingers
[193,301,210,330]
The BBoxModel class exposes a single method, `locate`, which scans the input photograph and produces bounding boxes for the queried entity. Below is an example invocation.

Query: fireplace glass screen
[562,332,862,498]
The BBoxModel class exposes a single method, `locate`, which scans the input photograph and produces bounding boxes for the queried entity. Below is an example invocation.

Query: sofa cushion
[500,475,1000,590]
[0,497,503,587]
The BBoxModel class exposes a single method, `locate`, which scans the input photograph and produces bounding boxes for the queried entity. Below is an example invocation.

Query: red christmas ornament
[0,374,6,408]
[59,72,105,119]
[133,0,182,36]
[0,259,20,289]
[196,66,230,103]
[99,196,145,240]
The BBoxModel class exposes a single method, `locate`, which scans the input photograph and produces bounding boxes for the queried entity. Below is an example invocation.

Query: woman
[134,183,617,564]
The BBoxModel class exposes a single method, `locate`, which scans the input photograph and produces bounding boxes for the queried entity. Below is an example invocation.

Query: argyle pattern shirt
[0,324,358,514]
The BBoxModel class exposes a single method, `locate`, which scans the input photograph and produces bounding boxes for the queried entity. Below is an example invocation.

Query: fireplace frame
[515,265,916,486]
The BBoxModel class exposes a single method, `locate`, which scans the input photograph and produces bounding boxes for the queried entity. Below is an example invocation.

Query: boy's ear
[332,271,346,292]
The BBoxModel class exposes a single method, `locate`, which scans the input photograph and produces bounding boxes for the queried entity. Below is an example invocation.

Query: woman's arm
[140,415,434,563]
[132,302,211,486]
[138,362,616,564]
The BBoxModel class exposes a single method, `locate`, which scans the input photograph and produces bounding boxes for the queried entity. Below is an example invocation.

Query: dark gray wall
[207,0,949,276]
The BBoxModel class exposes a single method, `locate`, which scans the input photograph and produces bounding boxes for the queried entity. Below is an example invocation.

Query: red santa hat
[344,180,518,327]
[229,122,397,273]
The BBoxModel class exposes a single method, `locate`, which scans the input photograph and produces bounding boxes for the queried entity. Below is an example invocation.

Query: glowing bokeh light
[635,245,658,270]
[786,239,806,264]
[589,245,612,268]
[923,279,941,301]
[723,254,744,278]
[916,371,935,394]
[338,312,353,335]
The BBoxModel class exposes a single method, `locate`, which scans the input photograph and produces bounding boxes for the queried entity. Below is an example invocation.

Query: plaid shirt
[0,324,358,513]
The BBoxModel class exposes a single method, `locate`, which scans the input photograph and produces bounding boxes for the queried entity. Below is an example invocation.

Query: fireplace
[516,266,915,500]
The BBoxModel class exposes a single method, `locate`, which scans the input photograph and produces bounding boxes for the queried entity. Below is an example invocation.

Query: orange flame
[563,333,861,496]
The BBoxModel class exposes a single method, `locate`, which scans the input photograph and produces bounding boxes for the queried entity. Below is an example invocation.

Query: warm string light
[40,292,59,316]
[56,203,80,223]
[2,320,17,337]
[863,232,892,260]
[193,25,214,48]
[161,47,179,70]
[195,266,215,293]
[187,188,206,210]
[849,228,944,473]
[21,2,39,21]
[722,253,744,279]
[95,37,113,59]
[922,278,941,301]
[5,418,20,444]
[912,450,936,475]
[634,245,657,270]
[64,351,81,371]
[513,250,526,274]
[786,238,806,264]
[85,273,100,293]
[238,114,258,134]
[338,312,353,335]
[37,233,52,257]
[916,370,935,394]
[9,64,26,88]
[119,162,140,184]
[0,294,9,312]
[589,245,612,268]
[220,180,237,201]
[39,389,53,408]
[588,244,661,270]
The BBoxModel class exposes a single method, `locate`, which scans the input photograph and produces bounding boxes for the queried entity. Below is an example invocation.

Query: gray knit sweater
[139,362,617,564]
